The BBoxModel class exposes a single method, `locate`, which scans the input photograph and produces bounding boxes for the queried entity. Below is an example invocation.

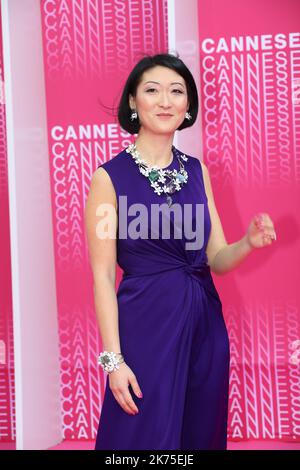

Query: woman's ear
[129,94,135,110]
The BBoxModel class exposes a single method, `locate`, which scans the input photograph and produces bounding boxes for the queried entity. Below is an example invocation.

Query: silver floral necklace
[125,142,189,207]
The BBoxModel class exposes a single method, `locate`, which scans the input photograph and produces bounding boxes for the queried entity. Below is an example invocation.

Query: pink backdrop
[40,0,169,441]
[198,0,300,441]
[1,0,299,445]
[0,1,15,443]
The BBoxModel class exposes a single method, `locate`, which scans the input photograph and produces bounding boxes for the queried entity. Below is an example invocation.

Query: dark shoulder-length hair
[117,52,199,134]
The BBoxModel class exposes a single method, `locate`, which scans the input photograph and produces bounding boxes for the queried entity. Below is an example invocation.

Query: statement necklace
[125,142,189,207]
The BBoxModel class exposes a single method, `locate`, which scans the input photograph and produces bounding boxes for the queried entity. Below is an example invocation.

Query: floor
[1,439,300,450]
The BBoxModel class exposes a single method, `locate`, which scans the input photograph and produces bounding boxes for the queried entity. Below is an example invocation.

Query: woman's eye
[146,88,183,94]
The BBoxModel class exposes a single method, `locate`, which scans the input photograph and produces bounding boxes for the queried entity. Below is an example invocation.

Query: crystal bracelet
[98,351,125,373]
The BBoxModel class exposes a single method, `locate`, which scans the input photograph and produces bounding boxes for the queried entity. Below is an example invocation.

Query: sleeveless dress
[94,145,230,450]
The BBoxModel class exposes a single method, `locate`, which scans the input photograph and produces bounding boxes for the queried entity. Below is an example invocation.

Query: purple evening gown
[94,145,230,450]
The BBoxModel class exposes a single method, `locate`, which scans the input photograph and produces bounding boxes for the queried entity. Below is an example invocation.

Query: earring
[185,111,192,120]
[130,109,138,121]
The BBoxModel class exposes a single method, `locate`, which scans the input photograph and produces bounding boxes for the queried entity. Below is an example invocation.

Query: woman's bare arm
[84,167,143,415]
[85,167,121,351]
[200,162,276,275]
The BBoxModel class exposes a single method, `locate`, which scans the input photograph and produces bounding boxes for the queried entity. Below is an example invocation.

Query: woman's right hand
[108,362,143,415]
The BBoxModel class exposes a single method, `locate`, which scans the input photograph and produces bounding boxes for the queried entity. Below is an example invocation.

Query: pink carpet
[1,439,300,450]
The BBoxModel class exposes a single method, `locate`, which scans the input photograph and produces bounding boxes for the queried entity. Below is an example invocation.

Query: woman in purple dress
[85,53,277,450]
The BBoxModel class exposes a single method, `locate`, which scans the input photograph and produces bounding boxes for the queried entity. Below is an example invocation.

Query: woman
[85,53,276,450]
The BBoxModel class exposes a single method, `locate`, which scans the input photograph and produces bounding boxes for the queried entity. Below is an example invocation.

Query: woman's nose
[159,91,171,106]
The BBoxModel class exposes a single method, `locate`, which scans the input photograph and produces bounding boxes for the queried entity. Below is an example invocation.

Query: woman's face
[129,65,190,135]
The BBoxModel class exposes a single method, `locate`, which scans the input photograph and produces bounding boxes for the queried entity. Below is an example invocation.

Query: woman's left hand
[245,212,277,249]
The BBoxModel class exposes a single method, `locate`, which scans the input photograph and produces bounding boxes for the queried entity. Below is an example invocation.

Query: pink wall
[1,0,299,445]
[0,1,15,443]
[40,0,169,441]
[198,0,300,441]
[40,0,300,442]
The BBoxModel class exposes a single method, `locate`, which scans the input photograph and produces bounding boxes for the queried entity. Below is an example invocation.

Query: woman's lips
[156,114,173,119]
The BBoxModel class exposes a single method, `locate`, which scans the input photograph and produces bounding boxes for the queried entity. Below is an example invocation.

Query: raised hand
[245,212,277,249]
